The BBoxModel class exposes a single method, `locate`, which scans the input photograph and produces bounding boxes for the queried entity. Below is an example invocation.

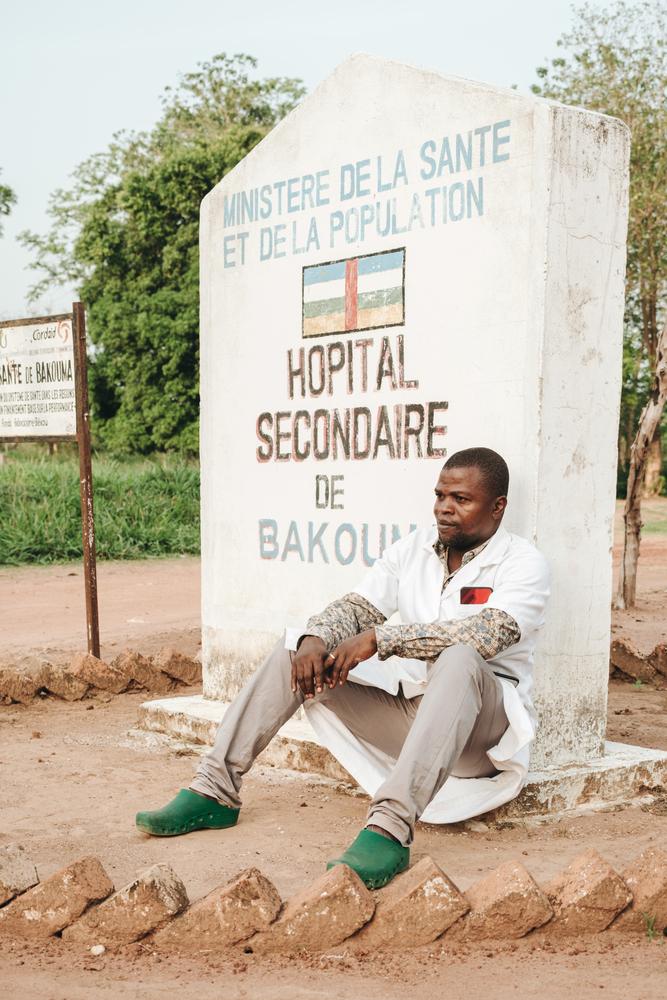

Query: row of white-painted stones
[1,844,665,955]
[0,649,201,705]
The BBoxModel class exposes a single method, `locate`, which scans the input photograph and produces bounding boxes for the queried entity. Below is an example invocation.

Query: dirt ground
[1,510,666,999]
[0,555,202,663]
[611,498,667,655]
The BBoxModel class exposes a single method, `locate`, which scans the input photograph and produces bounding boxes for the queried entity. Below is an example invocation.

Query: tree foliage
[21,55,305,453]
[531,1,667,493]
[0,170,16,237]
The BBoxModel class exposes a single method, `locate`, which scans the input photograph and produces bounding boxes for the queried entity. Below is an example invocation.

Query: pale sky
[1,0,607,319]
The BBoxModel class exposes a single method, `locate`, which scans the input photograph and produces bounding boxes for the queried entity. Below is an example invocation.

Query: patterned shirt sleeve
[301,592,387,651]
[374,608,521,662]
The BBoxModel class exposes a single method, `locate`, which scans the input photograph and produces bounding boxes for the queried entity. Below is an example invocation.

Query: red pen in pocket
[460,587,493,605]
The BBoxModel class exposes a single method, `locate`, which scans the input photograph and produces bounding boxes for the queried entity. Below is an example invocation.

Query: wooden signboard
[0,303,100,656]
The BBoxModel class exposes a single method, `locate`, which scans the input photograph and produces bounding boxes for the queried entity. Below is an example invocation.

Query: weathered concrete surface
[447,860,553,940]
[153,648,201,686]
[138,695,353,783]
[62,864,188,949]
[139,697,667,821]
[0,844,38,906]
[0,856,113,938]
[69,652,128,694]
[349,857,468,950]
[488,741,667,821]
[248,864,374,954]
[613,847,667,933]
[542,849,632,935]
[152,867,281,953]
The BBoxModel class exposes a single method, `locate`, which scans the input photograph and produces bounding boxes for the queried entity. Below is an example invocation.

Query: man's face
[433,465,506,550]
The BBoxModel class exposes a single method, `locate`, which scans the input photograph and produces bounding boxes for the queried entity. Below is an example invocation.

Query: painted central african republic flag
[302,248,405,338]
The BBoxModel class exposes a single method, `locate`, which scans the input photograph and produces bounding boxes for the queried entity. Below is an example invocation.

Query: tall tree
[0,170,16,236]
[617,319,667,606]
[531,0,667,494]
[20,54,305,453]
[531,0,667,608]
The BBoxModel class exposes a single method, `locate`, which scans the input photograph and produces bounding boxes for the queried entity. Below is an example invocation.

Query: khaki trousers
[189,639,509,846]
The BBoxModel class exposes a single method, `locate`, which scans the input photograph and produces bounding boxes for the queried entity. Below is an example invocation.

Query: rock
[153,648,202,686]
[0,844,39,906]
[610,638,657,684]
[613,847,667,933]
[90,944,105,956]
[62,864,188,949]
[111,650,175,694]
[152,867,281,953]
[649,643,667,679]
[42,662,89,701]
[447,859,553,940]
[0,658,49,704]
[349,857,469,951]
[68,652,128,695]
[0,856,113,938]
[542,849,632,935]
[249,864,374,954]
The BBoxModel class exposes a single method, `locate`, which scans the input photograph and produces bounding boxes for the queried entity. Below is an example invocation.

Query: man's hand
[291,635,330,699]
[328,629,378,688]
[291,630,378,698]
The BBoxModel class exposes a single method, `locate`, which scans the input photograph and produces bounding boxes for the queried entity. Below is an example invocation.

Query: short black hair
[443,447,509,498]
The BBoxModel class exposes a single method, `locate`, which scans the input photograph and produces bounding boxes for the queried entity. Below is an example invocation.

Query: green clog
[135,788,239,837]
[326,828,410,889]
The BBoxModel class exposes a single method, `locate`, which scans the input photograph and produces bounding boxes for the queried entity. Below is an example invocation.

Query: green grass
[0,452,200,564]
[643,505,667,534]
[614,498,667,540]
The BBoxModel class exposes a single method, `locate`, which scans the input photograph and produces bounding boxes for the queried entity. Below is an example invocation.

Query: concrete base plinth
[138,695,667,823]
[137,695,354,783]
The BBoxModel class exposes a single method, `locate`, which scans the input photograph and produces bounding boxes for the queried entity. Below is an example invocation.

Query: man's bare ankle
[366,823,401,844]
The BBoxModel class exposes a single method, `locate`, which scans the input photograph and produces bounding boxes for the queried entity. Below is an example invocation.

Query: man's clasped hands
[290,630,378,699]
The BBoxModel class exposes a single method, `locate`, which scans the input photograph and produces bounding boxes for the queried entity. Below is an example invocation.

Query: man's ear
[492,496,507,520]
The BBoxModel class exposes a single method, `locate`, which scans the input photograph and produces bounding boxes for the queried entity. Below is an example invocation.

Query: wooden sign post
[72,303,100,657]
[0,303,100,656]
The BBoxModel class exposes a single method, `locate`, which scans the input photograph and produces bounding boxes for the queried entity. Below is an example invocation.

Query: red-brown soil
[1,506,666,998]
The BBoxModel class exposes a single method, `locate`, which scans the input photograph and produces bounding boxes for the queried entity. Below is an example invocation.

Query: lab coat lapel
[443,524,511,594]
[423,540,447,619]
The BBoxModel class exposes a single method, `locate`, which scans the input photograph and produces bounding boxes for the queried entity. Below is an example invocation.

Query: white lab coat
[286,523,550,823]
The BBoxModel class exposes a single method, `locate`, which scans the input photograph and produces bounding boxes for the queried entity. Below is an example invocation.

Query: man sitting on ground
[136,447,550,889]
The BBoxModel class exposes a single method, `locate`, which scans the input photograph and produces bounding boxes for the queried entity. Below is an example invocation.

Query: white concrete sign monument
[164,55,667,804]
